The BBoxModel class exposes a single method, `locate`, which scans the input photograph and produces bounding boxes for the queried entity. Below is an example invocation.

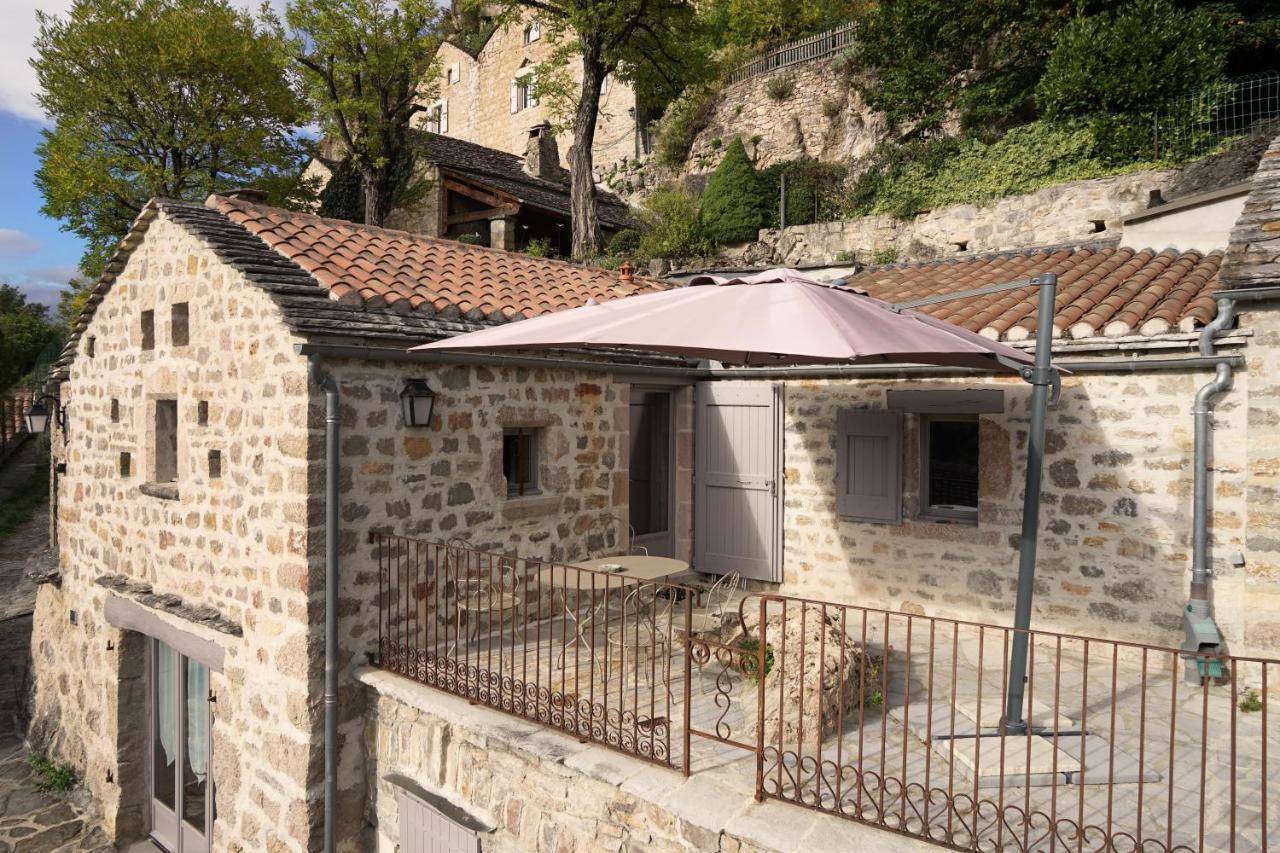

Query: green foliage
[284,0,443,226]
[698,0,863,48]
[851,0,1070,133]
[849,122,1153,220]
[56,278,93,329]
[759,158,848,228]
[654,83,723,168]
[834,249,856,263]
[456,232,486,246]
[0,442,50,545]
[637,187,715,259]
[872,247,898,265]
[28,751,75,795]
[1240,688,1264,713]
[607,228,643,256]
[1037,1,1228,123]
[32,0,312,277]
[822,97,843,119]
[317,158,366,223]
[737,636,775,683]
[523,237,555,258]
[0,285,59,393]
[765,75,795,101]
[700,138,767,245]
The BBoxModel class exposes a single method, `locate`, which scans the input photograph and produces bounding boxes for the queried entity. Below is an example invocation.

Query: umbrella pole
[1003,273,1058,735]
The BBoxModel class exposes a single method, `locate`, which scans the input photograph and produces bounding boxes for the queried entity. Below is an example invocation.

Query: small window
[87,336,96,358]
[197,401,209,426]
[524,22,540,44]
[154,399,179,484]
[208,449,222,479]
[503,428,540,497]
[919,415,979,523]
[171,302,189,347]
[111,399,120,423]
[425,101,448,134]
[141,310,155,351]
[446,63,460,85]
[119,452,131,477]
[511,72,537,112]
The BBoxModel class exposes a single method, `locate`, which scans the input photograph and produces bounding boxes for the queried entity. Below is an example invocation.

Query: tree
[0,285,59,392]
[850,0,1075,135]
[477,0,707,257]
[699,0,865,48]
[283,0,443,227]
[699,138,767,244]
[33,0,313,278]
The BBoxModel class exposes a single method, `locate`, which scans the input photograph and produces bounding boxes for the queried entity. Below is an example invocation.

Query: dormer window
[523,22,540,44]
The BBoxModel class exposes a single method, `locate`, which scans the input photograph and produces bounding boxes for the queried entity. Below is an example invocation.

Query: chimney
[619,261,635,284]
[225,187,268,203]
[524,123,566,183]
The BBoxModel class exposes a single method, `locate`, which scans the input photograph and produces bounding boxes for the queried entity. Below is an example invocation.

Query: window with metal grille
[919,415,979,523]
[502,428,540,497]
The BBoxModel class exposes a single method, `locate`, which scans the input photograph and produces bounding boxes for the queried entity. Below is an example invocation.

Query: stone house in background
[27,135,1280,851]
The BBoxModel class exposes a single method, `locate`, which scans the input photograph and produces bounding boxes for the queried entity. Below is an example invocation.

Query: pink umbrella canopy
[412,268,1034,372]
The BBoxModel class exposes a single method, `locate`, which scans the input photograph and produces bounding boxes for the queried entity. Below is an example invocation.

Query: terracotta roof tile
[207,195,661,323]
[845,245,1223,342]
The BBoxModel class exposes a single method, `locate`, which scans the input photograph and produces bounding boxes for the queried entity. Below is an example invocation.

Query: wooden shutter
[528,74,539,107]
[440,100,449,133]
[397,788,482,853]
[510,79,518,113]
[836,410,903,523]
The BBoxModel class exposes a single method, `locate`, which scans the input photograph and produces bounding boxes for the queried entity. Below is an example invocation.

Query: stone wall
[1238,305,1280,650]
[428,10,640,174]
[685,58,887,179]
[764,352,1272,656]
[729,169,1181,267]
[318,359,695,847]
[30,212,323,850]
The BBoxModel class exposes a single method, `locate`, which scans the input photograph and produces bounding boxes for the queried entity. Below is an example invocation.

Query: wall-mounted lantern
[24,395,67,440]
[400,379,436,428]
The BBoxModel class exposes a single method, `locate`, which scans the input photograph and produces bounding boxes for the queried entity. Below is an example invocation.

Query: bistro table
[536,555,690,669]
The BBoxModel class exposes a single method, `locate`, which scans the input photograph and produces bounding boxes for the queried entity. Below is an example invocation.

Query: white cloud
[0,228,41,257]
[6,263,77,310]
[1,0,287,124]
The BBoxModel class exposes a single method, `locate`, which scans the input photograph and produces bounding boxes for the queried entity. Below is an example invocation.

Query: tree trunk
[569,49,605,258]
[361,164,383,227]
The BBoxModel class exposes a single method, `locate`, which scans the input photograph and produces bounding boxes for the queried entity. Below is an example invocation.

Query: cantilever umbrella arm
[888,273,1061,733]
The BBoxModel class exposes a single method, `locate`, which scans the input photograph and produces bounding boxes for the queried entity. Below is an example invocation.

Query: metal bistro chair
[446,538,520,656]
[604,584,677,700]
[596,514,648,559]
[685,571,742,694]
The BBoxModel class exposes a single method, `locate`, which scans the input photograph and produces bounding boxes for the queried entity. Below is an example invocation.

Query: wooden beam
[441,174,520,209]
[445,203,521,226]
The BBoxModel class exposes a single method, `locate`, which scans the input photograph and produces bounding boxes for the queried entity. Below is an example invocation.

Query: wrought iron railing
[373,535,1279,851]
[373,533,694,769]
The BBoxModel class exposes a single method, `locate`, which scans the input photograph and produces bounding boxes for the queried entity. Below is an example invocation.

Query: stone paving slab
[0,738,112,853]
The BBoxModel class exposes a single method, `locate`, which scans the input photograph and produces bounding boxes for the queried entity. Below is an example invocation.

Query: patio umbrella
[414,266,1059,735]
[411,268,1035,372]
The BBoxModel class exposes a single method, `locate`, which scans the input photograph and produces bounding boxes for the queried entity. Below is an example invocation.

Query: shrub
[822,97,843,119]
[1037,0,1227,124]
[1240,688,1264,713]
[759,158,849,228]
[654,83,722,168]
[317,158,365,223]
[607,228,642,257]
[765,75,795,101]
[523,237,555,258]
[456,232,485,245]
[637,187,715,259]
[872,247,898,265]
[700,138,767,245]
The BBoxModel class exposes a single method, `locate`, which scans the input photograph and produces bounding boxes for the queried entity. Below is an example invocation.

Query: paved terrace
[376,598,1278,852]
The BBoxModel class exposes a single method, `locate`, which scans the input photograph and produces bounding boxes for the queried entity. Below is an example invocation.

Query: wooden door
[694,382,782,581]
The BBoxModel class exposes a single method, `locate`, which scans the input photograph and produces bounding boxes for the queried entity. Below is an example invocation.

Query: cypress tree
[700,138,767,245]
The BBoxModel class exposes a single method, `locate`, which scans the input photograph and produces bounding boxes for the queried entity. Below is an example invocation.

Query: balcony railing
[373,534,1280,852]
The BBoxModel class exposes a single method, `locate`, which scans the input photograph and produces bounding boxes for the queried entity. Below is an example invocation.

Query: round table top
[574,555,690,582]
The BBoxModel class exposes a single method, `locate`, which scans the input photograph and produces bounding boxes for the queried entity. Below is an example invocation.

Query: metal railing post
[754,594,767,802]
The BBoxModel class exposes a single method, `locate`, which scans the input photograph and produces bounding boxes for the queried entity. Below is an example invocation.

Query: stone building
[26,135,1280,851]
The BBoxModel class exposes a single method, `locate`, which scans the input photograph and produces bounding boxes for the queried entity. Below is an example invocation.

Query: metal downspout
[310,357,339,853]
[1184,296,1236,681]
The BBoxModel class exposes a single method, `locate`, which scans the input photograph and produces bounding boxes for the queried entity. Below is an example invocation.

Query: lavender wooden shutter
[836,410,902,523]
[397,788,482,853]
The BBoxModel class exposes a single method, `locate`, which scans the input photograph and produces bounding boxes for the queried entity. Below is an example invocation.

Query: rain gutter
[1183,296,1237,682]
[309,356,340,853]
[295,343,1239,379]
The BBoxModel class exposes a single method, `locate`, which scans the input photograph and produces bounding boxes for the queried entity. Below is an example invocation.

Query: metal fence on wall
[726,23,857,85]
[1154,71,1280,161]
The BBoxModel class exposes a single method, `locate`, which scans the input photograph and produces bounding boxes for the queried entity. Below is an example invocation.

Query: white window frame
[524,22,541,44]
[511,75,537,113]
[446,63,460,85]
[425,100,448,134]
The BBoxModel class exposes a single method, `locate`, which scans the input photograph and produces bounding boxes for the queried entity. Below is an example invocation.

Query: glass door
[150,639,211,853]
[629,389,675,557]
